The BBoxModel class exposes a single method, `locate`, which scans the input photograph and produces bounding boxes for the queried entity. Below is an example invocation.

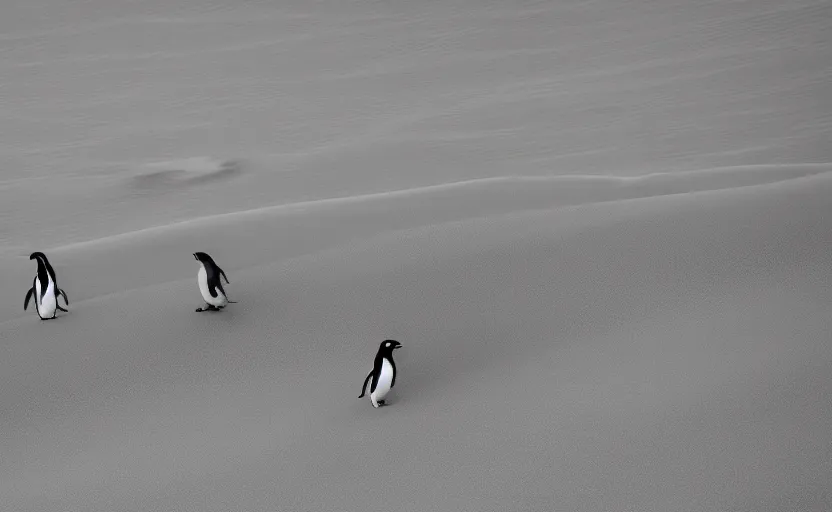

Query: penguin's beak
[394,343,403,349]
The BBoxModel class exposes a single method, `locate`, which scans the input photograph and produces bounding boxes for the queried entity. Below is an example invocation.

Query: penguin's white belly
[198,266,227,307]
[371,359,394,402]
[36,279,57,317]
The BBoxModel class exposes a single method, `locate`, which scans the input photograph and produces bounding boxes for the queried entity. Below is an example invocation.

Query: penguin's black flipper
[24,288,34,310]
[215,280,226,298]
[214,281,237,304]
[219,277,238,304]
[56,305,68,313]
[358,371,373,398]
[220,269,230,284]
[58,288,69,306]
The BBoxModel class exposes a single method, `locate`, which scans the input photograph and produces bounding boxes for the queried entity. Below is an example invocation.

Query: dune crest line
[46,163,832,254]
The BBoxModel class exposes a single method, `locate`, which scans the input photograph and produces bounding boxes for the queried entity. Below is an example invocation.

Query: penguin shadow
[385,328,514,409]
[351,337,464,411]
[186,250,294,325]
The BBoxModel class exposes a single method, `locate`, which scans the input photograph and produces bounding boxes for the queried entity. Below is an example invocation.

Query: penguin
[193,251,237,312]
[23,252,69,320]
[358,339,403,408]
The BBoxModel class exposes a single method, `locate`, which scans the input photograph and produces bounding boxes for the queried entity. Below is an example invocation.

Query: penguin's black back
[370,343,398,392]
[195,252,227,298]
[30,253,53,298]
[205,262,226,298]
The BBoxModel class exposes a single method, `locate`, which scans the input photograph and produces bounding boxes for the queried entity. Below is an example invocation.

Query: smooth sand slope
[1,167,831,511]
[2,0,831,510]
[2,0,830,252]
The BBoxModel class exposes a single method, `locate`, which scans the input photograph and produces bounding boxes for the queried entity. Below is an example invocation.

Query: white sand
[1,1,831,511]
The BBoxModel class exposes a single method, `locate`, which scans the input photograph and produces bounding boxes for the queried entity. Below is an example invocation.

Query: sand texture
[2,1,831,511]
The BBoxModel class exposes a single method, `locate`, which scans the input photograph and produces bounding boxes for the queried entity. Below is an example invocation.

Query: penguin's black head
[193,252,213,264]
[380,339,402,352]
[29,252,53,278]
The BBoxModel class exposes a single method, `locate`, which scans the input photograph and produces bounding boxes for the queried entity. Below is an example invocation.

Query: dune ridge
[0,163,829,325]
[36,163,832,253]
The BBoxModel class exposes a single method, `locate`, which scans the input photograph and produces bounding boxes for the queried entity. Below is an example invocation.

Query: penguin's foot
[195,305,220,312]
[377,400,386,406]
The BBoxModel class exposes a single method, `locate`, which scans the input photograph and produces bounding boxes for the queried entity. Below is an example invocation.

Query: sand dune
[3,0,830,251]
[2,0,831,510]
[0,163,828,324]
[2,168,831,511]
